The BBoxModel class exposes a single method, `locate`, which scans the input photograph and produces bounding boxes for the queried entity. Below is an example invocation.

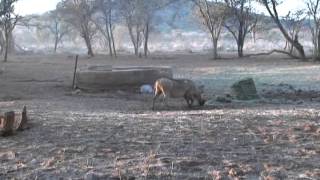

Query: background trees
[119,0,179,57]
[58,0,96,57]
[224,0,257,58]
[34,10,72,53]
[93,0,117,57]
[0,0,20,62]
[306,0,320,60]
[194,0,227,59]
[119,0,144,56]
[259,0,306,59]
[5,0,320,60]
[119,0,157,57]
[282,11,305,54]
[46,10,71,53]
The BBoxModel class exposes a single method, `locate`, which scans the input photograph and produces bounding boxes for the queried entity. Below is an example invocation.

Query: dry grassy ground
[0,53,320,179]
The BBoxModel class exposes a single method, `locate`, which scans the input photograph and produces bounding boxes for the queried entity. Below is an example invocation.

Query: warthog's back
[157,78,197,98]
[153,78,205,110]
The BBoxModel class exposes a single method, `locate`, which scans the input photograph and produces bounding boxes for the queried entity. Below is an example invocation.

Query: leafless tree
[47,10,72,52]
[119,0,143,56]
[224,0,257,57]
[119,0,155,57]
[59,0,97,57]
[33,10,72,52]
[0,0,20,62]
[259,0,306,59]
[283,11,305,54]
[249,13,272,44]
[194,0,227,59]
[93,0,117,57]
[306,0,320,60]
[119,0,179,57]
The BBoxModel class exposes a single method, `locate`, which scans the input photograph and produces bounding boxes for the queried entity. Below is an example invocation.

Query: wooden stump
[16,106,28,131]
[0,111,15,137]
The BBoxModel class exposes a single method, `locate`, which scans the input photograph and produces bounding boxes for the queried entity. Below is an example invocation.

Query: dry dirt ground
[0,53,320,179]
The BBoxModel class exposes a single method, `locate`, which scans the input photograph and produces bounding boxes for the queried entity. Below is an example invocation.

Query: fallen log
[244,49,312,60]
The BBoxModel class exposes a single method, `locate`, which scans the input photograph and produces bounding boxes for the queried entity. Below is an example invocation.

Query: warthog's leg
[195,94,205,106]
[152,91,162,110]
[184,93,193,108]
[162,92,170,108]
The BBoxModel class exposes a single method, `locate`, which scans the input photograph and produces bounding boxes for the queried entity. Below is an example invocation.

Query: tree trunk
[134,45,139,56]
[54,36,59,53]
[289,44,294,54]
[284,40,288,50]
[4,43,8,62]
[316,31,320,60]
[292,39,305,59]
[144,21,150,57]
[237,38,244,57]
[0,32,5,55]
[128,25,139,56]
[274,18,305,59]
[83,34,94,57]
[105,21,113,57]
[8,30,14,54]
[262,1,306,59]
[237,22,244,58]
[108,8,116,58]
[53,21,59,53]
[4,32,9,62]
[252,30,256,44]
[110,27,117,57]
[3,21,10,62]
[212,38,218,59]
[136,27,141,57]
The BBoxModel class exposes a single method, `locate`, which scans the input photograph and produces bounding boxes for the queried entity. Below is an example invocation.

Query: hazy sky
[15,0,306,16]
[255,0,306,16]
[15,0,60,15]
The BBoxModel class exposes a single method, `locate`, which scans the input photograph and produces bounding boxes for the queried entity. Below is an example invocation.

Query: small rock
[116,90,126,96]
[231,78,259,100]
[41,157,56,168]
[216,96,232,103]
[297,101,304,105]
[71,89,81,95]
[0,151,16,160]
[30,159,37,165]
[296,89,303,95]
[140,84,153,94]
[303,124,317,133]
[267,169,287,179]
[84,171,109,180]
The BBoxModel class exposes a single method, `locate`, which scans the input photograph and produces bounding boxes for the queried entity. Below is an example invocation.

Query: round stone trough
[76,65,173,90]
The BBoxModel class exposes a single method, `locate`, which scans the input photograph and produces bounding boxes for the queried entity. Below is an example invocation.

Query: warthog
[152,77,205,110]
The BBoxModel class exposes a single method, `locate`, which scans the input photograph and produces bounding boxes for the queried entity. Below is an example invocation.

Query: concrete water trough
[76,65,173,90]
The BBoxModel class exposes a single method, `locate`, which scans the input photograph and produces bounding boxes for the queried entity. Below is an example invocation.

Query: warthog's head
[197,85,206,106]
[199,98,206,106]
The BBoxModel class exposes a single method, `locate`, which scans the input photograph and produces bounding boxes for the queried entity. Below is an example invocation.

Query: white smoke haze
[14,25,314,56]
[11,0,314,57]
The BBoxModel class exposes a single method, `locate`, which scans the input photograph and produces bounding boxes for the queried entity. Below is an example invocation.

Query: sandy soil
[0,53,320,179]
